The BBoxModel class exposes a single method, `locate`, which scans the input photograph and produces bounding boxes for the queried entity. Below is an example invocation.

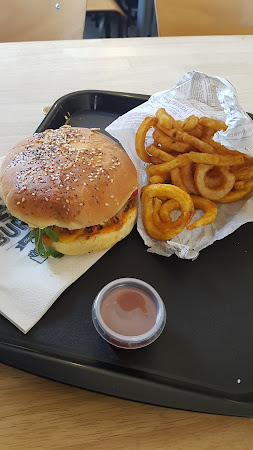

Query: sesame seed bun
[0,126,138,230]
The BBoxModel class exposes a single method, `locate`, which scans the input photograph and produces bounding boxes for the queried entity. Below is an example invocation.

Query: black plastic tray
[1,90,253,417]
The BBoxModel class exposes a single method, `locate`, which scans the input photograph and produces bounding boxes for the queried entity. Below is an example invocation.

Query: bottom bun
[47,205,137,255]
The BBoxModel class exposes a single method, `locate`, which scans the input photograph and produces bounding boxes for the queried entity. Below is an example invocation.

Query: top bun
[0,126,138,229]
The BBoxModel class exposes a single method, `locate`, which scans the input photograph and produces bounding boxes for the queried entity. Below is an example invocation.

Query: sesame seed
[45,197,49,201]
[110,195,114,198]
[66,187,70,190]
[17,201,20,205]
[56,198,60,200]
[105,203,109,206]
[79,203,83,206]
[22,197,25,202]
[32,193,35,196]
[66,199,69,203]
[110,179,113,183]
[83,182,87,186]
[63,205,66,208]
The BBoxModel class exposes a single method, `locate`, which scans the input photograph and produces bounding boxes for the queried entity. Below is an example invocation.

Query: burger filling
[42,198,137,245]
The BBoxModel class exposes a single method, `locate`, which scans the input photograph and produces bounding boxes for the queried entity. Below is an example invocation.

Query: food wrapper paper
[106,71,253,259]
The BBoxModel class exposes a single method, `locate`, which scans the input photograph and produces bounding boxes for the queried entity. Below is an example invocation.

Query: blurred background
[84,0,151,39]
[0,0,253,43]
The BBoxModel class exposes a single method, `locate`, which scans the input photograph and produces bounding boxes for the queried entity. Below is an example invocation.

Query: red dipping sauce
[92,278,166,349]
[100,287,157,336]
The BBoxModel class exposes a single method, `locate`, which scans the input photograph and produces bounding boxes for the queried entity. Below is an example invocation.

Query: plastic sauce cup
[92,278,166,349]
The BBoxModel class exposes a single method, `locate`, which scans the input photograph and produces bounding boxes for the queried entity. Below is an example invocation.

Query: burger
[0,126,138,257]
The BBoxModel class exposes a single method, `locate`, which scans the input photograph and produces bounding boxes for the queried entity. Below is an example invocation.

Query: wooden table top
[1,36,253,449]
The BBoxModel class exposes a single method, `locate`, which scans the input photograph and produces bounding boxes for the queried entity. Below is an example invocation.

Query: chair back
[155,0,253,36]
[87,0,124,15]
[0,0,87,42]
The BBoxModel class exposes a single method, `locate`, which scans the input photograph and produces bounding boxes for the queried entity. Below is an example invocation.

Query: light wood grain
[0,0,87,43]
[1,37,253,448]
[1,36,253,157]
[155,0,253,36]
[1,364,253,449]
